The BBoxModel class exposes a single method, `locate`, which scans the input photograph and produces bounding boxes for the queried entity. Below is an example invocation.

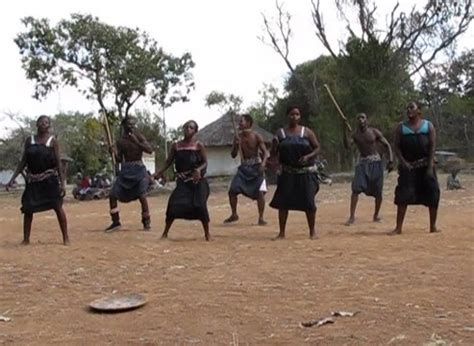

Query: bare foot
[21,240,30,246]
[309,233,319,240]
[345,217,355,226]
[430,227,441,233]
[63,239,70,246]
[205,236,212,242]
[373,216,382,223]
[272,234,285,240]
[258,219,268,226]
[387,229,402,236]
[223,215,239,224]
[160,235,169,240]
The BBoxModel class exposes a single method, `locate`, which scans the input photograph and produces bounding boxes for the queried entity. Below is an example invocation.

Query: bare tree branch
[311,0,339,59]
[259,1,295,73]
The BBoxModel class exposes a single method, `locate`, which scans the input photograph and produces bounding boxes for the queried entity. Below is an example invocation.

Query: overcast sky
[0,0,472,136]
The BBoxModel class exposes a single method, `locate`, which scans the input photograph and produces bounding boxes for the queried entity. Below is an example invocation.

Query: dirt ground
[0,173,473,345]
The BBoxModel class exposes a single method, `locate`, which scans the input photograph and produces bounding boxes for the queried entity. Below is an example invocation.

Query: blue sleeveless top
[399,120,432,162]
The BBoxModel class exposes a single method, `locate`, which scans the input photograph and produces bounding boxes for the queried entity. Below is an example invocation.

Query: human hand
[192,169,201,183]
[401,160,413,170]
[386,161,395,173]
[60,183,66,197]
[5,181,13,191]
[298,155,309,165]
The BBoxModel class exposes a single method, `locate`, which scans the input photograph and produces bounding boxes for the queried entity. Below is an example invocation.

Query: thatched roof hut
[195,112,273,146]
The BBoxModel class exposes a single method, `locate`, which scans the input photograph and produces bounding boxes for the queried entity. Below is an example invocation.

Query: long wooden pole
[323,84,352,132]
[229,111,243,161]
[102,111,117,170]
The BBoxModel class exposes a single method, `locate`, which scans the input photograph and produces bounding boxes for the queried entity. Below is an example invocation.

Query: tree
[247,83,281,128]
[0,112,35,172]
[15,14,195,121]
[204,90,243,113]
[260,0,472,116]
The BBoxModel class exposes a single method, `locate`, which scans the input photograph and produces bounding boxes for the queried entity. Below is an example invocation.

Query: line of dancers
[6,101,440,245]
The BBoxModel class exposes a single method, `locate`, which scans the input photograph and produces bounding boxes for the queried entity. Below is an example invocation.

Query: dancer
[390,101,440,235]
[155,120,211,241]
[269,106,321,239]
[344,113,394,225]
[6,115,69,245]
[224,114,269,225]
[105,116,153,232]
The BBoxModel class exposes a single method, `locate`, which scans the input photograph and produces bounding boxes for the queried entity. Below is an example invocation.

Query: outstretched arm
[374,129,394,171]
[6,138,28,189]
[343,125,353,149]
[427,122,436,174]
[257,134,269,171]
[52,138,66,194]
[155,143,176,178]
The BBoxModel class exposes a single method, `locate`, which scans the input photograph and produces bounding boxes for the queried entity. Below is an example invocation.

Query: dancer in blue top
[390,101,440,235]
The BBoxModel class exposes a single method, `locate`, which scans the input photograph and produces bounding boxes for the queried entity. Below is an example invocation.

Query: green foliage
[205,91,243,113]
[52,112,109,177]
[15,14,195,120]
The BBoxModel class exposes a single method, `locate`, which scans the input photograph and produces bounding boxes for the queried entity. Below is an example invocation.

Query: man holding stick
[224,114,269,226]
[323,85,393,225]
[344,113,394,225]
[105,116,153,232]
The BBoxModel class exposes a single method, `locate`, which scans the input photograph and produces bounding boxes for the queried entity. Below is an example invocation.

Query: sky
[0,0,472,137]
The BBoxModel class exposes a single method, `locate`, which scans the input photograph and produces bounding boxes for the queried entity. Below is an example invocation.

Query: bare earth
[1,174,473,345]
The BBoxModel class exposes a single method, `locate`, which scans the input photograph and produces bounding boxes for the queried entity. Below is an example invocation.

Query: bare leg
[429,206,439,233]
[389,204,407,235]
[274,209,288,239]
[345,193,358,225]
[305,209,317,239]
[161,219,174,239]
[54,206,69,245]
[138,195,151,230]
[257,192,267,225]
[224,192,239,223]
[105,196,121,232]
[373,195,382,222]
[22,212,33,245]
[201,220,211,241]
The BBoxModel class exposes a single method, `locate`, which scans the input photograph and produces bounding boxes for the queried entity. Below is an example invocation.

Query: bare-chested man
[105,116,153,232]
[345,113,394,225]
[224,114,269,225]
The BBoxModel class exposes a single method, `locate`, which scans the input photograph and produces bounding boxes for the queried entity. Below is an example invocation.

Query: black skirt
[352,160,384,197]
[111,163,149,203]
[166,178,210,222]
[21,176,63,213]
[229,164,264,200]
[394,166,440,207]
[270,171,319,211]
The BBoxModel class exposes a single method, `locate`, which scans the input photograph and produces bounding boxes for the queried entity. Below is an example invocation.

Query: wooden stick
[230,111,243,161]
[323,84,352,132]
[102,111,117,169]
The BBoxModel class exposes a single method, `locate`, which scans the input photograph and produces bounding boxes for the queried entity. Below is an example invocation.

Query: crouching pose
[105,116,153,232]
[224,114,269,226]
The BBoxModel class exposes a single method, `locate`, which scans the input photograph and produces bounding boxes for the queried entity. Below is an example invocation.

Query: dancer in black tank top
[6,115,69,245]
